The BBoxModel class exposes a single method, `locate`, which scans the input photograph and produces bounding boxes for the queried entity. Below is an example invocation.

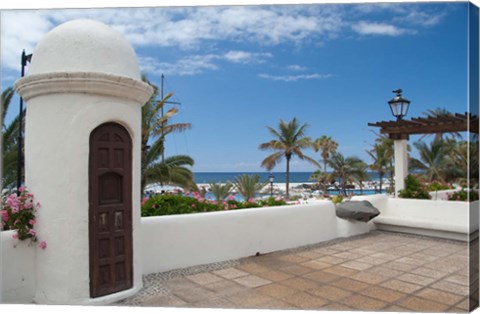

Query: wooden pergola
[368,112,479,140]
[368,112,479,196]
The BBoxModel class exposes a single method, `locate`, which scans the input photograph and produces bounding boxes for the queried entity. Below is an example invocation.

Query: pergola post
[393,138,408,197]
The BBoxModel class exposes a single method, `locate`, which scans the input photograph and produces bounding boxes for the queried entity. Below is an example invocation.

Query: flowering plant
[1,187,46,249]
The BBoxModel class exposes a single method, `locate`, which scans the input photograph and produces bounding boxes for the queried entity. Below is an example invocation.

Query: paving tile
[295,250,324,259]
[254,283,298,299]
[416,287,465,306]
[213,268,250,279]
[300,260,332,270]
[227,290,280,308]
[278,254,310,263]
[330,277,370,292]
[254,298,295,309]
[191,297,236,309]
[360,286,406,303]
[370,252,400,261]
[280,277,319,291]
[356,256,389,265]
[333,251,363,260]
[408,252,442,262]
[321,302,354,311]
[410,266,450,279]
[142,294,188,307]
[431,280,469,296]
[396,256,429,266]
[236,263,271,274]
[366,266,404,278]
[339,293,387,311]
[316,255,347,265]
[444,274,469,286]
[351,272,388,284]
[383,304,411,312]
[322,265,359,277]
[204,279,246,296]
[311,247,340,255]
[172,286,218,303]
[455,298,470,310]
[163,277,200,291]
[398,296,450,312]
[340,260,373,271]
[233,275,272,288]
[380,279,423,294]
[382,261,418,272]
[256,269,294,282]
[278,264,316,276]
[280,291,329,309]
[397,273,437,286]
[302,270,340,283]
[307,285,353,301]
[186,272,224,285]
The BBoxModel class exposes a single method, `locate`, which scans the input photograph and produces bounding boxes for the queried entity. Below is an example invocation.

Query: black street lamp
[268,173,275,197]
[388,89,411,121]
[17,49,32,195]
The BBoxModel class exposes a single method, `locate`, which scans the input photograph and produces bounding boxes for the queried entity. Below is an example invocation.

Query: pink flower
[185,191,190,196]
[1,210,8,222]
[18,186,25,193]
[28,229,36,236]
[6,194,21,212]
[248,198,255,203]
[191,204,196,208]
[141,197,148,206]
[38,241,47,250]
[227,194,235,201]
[29,219,36,226]
[295,200,301,205]
[12,233,18,240]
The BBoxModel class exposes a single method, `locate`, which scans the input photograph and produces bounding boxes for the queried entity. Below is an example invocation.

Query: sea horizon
[193,171,383,184]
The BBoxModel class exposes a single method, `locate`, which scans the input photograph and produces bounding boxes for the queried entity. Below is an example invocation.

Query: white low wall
[141,201,374,275]
[1,230,36,304]
[352,194,477,241]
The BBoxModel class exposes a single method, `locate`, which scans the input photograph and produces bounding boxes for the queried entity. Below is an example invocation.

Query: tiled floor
[119,231,475,312]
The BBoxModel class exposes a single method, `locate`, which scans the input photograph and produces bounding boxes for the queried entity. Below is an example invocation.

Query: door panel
[89,123,132,298]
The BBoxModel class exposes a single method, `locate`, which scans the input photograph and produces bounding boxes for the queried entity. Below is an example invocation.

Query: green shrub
[398,175,431,199]
[426,181,452,192]
[448,189,479,201]
[331,195,344,204]
[141,194,288,217]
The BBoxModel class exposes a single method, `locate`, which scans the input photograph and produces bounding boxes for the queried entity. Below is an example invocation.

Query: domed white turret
[29,19,141,80]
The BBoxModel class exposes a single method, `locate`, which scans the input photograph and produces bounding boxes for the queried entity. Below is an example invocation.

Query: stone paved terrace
[118,231,476,312]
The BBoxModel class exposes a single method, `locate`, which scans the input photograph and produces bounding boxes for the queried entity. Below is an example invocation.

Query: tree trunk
[286,155,291,200]
[379,173,383,193]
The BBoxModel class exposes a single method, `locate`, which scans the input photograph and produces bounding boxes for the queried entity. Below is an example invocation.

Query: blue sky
[1,2,475,172]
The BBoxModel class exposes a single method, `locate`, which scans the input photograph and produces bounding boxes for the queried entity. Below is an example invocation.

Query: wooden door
[89,123,133,298]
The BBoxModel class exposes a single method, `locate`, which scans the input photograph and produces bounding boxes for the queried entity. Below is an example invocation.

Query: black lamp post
[16,49,32,195]
[388,89,411,121]
[268,173,275,197]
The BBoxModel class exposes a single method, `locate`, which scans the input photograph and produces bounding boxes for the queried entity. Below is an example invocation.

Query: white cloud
[287,64,308,71]
[223,51,272,64]
[259,73,333,82]
[139,50,273,76]
[351,21,412,36]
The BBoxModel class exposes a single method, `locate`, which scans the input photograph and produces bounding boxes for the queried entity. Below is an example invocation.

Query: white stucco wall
[1,231,36,304]
[352,194,476,240]
[141,201,374,275]
[22,93,144,305]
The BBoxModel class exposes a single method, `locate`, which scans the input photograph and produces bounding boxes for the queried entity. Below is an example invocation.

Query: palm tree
[143,155,196,191]
[421,108,462,140]
[2,87,22,190]
[328,152,366,195]
[233,174,267,201]
[141,76,195,194]
[209,182,233,202]
[259,118,319,199]
[366,142,390,193]
[409,139,450,182]
[312,135,338,174]
[309,169,334,194]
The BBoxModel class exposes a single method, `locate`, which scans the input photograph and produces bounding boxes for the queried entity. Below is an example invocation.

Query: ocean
[193,171,382,184]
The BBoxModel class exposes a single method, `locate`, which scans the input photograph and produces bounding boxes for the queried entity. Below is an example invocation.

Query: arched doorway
[89,122,133,298]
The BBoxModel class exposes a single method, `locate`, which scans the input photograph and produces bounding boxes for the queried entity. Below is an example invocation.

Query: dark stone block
[335,200,380,222]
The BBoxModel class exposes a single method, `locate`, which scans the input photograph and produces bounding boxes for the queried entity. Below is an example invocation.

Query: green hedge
[141,194,288,217]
